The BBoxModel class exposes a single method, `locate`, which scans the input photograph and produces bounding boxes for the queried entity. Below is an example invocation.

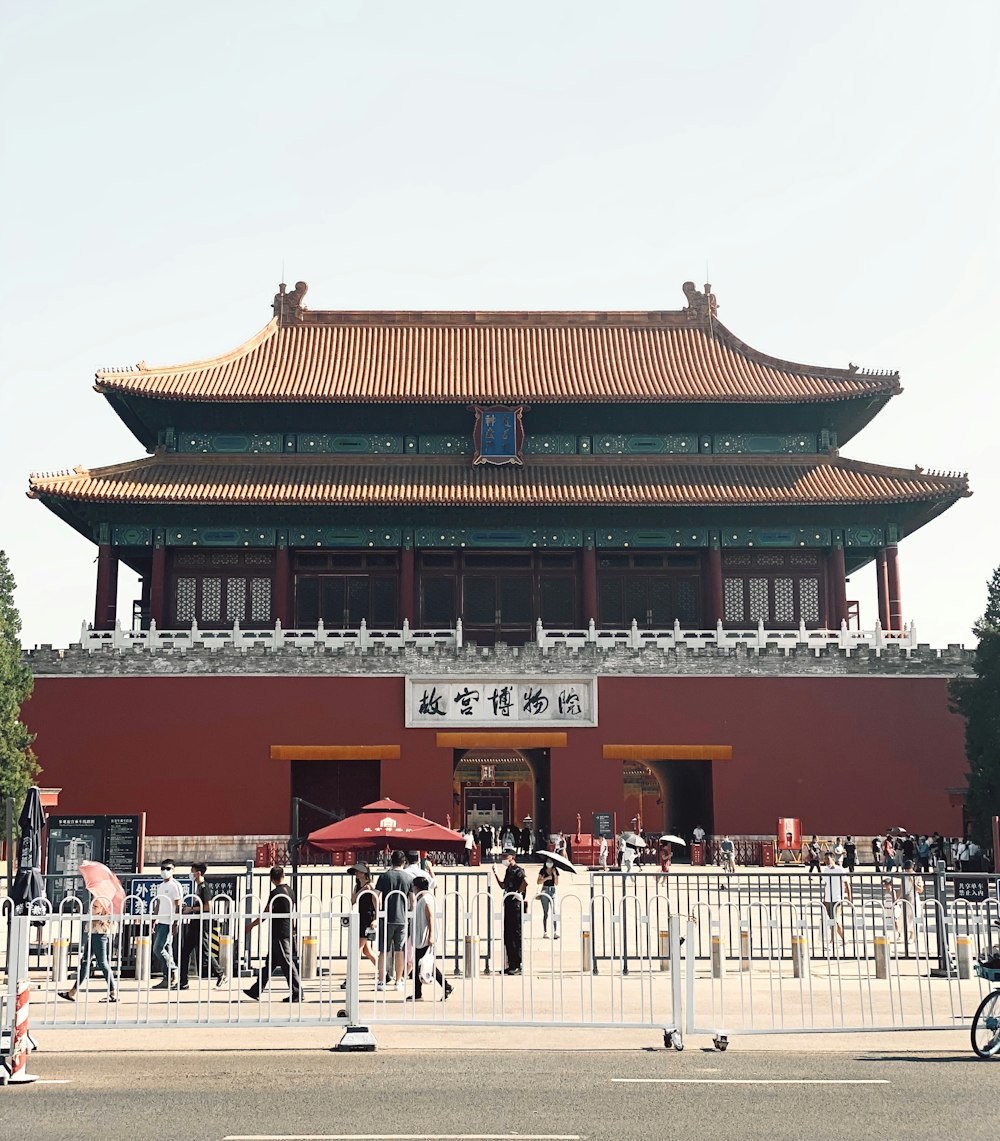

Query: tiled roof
[93,303,900,405]
[28,454,970,508]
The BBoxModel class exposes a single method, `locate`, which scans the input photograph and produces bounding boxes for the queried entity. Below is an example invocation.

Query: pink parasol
[308,798,466,853]
[78,860,126,916]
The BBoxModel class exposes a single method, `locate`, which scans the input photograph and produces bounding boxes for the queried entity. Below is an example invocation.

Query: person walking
[537,858,560,939]
[598,834,609,872]
[179,862,225,990]
[720,835,736,875]
[494,847,527,974]
[896,859,925,940]
[657,840,673,887]
[58,897,117,1003]
[463,829,474,866]
[243,866,302,1003]
[806,836,821,877]
[843,836,857,874]
[820,851,852,950]
[916,835,931,875]
[343,863,378,988]
[883,836,896,872]
[374,850,411,992]
[151,859,183,989]
[871,835,883,873]
[408,875,453,1002]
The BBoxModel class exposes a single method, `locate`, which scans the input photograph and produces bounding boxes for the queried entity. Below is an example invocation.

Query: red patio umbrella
[307,798,466,854]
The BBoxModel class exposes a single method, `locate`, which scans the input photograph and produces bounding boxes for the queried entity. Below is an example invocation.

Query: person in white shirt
[598,835,608,871]
[820,851,852,949]
[896,859,925,939]
[463,829,474,866]
[152,859,184,988]
[692,824,706,845]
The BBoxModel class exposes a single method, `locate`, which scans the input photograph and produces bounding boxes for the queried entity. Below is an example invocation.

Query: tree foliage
[949,566,1000,845]
[0,550,39,828]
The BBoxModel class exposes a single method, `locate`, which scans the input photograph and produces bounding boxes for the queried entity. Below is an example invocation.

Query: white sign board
[406,677,597,728]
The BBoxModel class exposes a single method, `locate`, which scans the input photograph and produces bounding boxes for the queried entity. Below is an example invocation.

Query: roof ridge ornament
[272,280,308,325]
[682,281,718,322]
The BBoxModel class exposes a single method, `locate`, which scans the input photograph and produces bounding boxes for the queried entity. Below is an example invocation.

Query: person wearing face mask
[537,858,560,939]
[151,859,183,988]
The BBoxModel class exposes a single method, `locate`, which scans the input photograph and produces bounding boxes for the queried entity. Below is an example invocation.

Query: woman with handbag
[408,876,453,1001]
[342,863,378,989]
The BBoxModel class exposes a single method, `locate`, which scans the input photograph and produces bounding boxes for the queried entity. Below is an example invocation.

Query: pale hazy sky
[2,1,997,649]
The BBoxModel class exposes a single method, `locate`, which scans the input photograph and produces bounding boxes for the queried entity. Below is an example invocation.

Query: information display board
[46,813,146,899]
[592,812,615,840]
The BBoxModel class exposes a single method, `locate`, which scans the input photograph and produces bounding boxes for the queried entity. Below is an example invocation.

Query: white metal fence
[4,882,999,1055]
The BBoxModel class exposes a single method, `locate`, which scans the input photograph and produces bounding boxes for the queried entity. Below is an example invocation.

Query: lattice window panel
[250,578,272,623]
[723,553,752,567]
[756,553,785,567]
[799,577,820,624]
[211,552,240,566]
[226,578,247,624]
[175,578,196,623]
[675,580,698,625]
[789,552,819,566]
[724,578,745,622]
[774,578,794,623]
[174,552,208,567]
[748,578,769,622]
[202,578,222,622]
[648,578,673,626]
[245,552,274,566]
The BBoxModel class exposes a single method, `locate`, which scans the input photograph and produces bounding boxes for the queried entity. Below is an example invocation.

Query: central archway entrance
[452,748,547,834]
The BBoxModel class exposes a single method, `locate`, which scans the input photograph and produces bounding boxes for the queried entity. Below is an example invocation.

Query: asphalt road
[4,1048,995,1140]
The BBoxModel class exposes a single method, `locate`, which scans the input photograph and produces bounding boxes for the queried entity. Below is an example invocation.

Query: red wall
[23,674,967,838]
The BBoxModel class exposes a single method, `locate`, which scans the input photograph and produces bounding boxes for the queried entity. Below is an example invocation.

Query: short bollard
[218,934,233,978]
[581,929,592,974]
[463,934,479,978]
[956,935,973,980]
[659,930,670,972]
[874,935,889,980]
[50,937,68,985]
[301,935,318,980]
[711,934,722,978]
[791,933,807,978]
[740,928,750,972]
[135,933,151,982]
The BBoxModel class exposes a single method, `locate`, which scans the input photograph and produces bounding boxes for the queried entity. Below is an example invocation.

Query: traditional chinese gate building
[25,281,972,849]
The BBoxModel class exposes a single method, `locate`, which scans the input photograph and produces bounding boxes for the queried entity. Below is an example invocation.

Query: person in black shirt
[494,847,526,974]
[244,866,301,1002]
[179,862,225,989]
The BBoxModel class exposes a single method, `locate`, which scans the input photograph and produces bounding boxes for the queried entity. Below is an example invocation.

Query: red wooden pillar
[829,546,848,628]
[149,542,167,628]
[885,543,902,631]
[875,548,890,629]
[94,543,119,630]
[581,547,598,624]
[274,545,291,626]
[400,547,415,625]
[707,545,724,625]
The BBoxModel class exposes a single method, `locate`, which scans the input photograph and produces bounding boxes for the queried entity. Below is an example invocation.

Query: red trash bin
[760,841,776,867]
[691,842,705,866]
[469,845,481,867]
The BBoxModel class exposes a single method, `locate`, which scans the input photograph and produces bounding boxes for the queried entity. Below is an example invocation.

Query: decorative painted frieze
[597,529,710,548]
[177,433,284,453]
[722,527,833,548]
[413,528,585,548]
[595,434,699,454]
[289,527,402,548]
[166,527,277,547]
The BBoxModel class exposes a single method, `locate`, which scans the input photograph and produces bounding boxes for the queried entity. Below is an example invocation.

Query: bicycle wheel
[971,989,1000,1058]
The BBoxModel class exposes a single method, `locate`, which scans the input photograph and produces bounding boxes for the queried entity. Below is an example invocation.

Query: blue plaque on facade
[472,405,525,466]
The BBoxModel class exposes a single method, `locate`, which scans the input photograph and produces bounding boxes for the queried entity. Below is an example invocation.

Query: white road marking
[24,1078,74,1084]
[612,1078,889,1085]
[224,1135,583,1140]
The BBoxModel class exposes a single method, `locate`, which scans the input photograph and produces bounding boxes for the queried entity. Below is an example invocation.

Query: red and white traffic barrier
[4,980,37,1085]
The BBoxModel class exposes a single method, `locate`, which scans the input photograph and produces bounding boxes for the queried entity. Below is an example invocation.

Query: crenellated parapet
[23,637,974,680]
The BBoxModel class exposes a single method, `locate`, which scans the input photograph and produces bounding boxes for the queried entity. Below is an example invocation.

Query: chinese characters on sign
[407,678,597,726]
[472,405,524,466]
